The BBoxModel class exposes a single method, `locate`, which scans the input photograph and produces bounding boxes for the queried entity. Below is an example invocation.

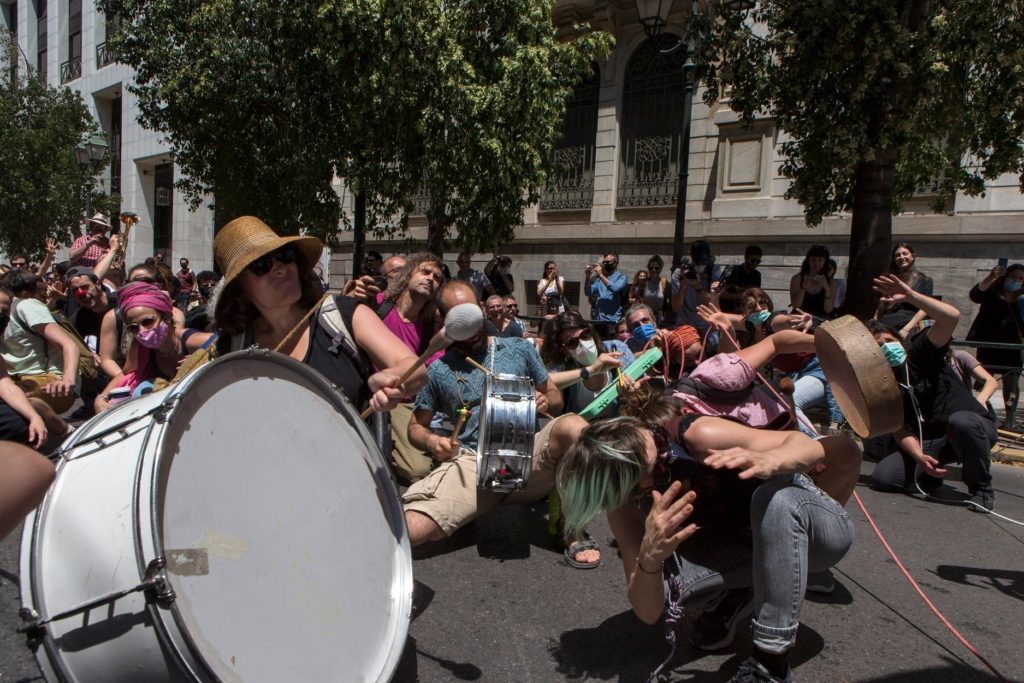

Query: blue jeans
[667,474,853,653]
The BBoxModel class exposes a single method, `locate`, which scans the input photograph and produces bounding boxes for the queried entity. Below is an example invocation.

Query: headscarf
[115,281,175,395]
[119,281,174,315]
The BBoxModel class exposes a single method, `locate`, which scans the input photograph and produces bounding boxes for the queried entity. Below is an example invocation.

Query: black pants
[870,411,997,494]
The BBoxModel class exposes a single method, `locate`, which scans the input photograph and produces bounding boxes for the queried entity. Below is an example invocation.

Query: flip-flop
[563,537,601,570]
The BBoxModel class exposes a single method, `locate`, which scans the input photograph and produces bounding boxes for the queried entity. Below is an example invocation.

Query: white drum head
[156,354,410,682]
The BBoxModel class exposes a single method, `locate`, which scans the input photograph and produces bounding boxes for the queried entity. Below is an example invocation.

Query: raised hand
[637,482,698,570]
[873,274,914,304]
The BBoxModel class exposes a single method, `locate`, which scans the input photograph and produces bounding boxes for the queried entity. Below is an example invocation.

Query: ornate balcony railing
[96,42,114,68]
[60,56,81,84]
[539,145,595,211]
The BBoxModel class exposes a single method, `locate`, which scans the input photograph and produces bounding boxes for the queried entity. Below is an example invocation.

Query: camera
[495,255,512,269]
[373,275,388,291]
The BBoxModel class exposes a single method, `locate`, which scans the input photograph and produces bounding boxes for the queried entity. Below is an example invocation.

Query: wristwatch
[579,366,591,381]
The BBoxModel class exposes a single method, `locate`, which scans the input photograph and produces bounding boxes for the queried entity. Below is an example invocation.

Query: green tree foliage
[0,38,109,259]
[693,0,1024,317]
[101,0,612,255]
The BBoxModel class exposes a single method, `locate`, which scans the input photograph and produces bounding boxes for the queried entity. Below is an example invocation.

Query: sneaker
[690,588,754,651]
[967,490,994,513]
[727,656,792,683]
[806,570,835,595]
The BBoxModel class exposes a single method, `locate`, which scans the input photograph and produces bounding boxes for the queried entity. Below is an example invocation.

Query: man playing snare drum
[403,280,567,546]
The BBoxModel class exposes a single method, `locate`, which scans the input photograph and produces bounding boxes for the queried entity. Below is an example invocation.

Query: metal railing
[96,42,114,68]
[59,56,81,83]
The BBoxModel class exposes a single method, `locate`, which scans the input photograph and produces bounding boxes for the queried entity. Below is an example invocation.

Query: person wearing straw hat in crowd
[69,213,113,268]
[210,216,425,414]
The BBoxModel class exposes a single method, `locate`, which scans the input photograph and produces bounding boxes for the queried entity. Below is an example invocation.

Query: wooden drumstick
[465,356,491,376]
[360,302,484,419]
[449,406,470,447]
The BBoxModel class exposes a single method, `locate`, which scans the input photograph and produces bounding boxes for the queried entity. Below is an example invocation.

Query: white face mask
[570,338,599,366]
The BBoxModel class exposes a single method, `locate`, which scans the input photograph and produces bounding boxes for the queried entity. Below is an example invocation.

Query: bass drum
[20,350,411,682]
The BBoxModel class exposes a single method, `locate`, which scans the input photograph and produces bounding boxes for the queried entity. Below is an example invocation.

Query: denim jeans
[667,474,853,654]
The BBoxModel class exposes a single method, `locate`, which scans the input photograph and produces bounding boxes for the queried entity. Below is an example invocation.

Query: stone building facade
[3,0,215,270]
[336,2,1023,337]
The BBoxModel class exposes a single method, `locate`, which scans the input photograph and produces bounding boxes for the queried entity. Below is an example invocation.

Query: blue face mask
[1005,279,1022,293]
[632,323,657,343]
[882,341,907,367]
[747,309,771,325]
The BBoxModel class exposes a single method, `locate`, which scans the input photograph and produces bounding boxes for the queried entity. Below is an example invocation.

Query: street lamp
[633,0,753,269]
[75,132,109,214]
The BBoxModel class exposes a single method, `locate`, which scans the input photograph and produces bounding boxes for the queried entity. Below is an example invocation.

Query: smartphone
[997,257,1009,269]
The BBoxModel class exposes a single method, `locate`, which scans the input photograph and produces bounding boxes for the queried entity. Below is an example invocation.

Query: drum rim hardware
[19,558,174,642]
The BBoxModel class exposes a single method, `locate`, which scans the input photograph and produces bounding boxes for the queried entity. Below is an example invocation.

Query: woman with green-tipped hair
[555,387,861,683]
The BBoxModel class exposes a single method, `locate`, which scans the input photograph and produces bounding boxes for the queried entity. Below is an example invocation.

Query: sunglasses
[648,265,661,272]
[747,258,761,265]
[12,263,27,269]
[126,315,161,335]
[560,328,593,350]
[506,304,518,310]
[247,245,299,276]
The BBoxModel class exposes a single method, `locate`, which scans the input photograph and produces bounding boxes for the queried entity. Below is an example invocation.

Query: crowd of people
[0,214,1021,682]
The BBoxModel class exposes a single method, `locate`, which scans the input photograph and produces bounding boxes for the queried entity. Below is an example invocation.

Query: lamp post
[75,132,109,215]
[633,0,753,270]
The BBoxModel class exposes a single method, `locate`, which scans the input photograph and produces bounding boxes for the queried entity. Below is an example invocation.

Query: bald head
[437,280,478,317]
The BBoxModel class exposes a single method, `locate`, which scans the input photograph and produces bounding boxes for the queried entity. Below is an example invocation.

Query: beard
[449,331,486,357]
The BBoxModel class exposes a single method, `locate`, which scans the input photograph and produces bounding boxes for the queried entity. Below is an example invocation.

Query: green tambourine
[579,347,663,422]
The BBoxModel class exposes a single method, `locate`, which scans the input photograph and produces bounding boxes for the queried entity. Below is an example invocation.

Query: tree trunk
[844,150,896,320]
[352,190,366,279]
[426,195,447,257]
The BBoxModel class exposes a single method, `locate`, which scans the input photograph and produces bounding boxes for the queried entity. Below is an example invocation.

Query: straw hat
[213,216,322,290]
[87,212,111,229]
[814,315,903,438]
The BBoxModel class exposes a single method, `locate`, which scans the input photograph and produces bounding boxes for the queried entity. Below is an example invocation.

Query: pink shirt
[377,293,442,366]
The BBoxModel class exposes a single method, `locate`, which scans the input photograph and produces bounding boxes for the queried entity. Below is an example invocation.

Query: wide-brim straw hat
[814,315,903,438]
[214,215,323,289]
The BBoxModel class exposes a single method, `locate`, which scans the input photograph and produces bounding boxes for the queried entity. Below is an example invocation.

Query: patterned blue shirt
[414,336,549,446]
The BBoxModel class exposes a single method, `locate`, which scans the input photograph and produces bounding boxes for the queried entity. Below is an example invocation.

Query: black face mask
[0,311,9,337]
[602,261,617,273]
[198,284,215,300]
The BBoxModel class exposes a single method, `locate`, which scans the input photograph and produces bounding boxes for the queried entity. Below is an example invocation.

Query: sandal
[563,536,601,570]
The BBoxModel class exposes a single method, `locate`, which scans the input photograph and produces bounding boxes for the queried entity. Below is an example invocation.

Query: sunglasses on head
[247,245,299,276]
[560,328,593,350]
[126,315,161,335]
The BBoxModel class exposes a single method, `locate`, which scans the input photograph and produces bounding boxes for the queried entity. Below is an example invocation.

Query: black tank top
[799,278,828,317]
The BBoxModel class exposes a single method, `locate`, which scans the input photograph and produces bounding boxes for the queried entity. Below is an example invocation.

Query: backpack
[12,301,98,381]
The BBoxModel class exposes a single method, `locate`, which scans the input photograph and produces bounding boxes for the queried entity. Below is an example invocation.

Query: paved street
[2,461,1022,682]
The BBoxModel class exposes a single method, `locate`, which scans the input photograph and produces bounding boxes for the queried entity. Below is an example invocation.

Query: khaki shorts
[390,402,434,484]
[15,373,77,415]
[402,415,564,536]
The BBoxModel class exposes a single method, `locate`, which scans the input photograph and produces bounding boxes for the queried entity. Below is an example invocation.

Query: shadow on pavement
[854,656,1001,682]
[803,579,854,606]
[548,610,666,680]
[934,564,1024,602]
[393,634,483,682]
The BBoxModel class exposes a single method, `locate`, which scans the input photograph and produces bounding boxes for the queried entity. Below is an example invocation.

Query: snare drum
[476,374,536,493]
[20,351,411,682]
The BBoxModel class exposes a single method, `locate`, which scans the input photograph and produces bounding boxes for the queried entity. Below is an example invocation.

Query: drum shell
[476,375,536,492]
[20,351,412,683]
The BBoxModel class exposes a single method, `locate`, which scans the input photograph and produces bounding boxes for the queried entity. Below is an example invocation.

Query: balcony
[60,56,81,84]
[96,42,114,68]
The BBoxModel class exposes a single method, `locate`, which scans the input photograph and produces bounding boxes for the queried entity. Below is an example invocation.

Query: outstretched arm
[873,275,960,348]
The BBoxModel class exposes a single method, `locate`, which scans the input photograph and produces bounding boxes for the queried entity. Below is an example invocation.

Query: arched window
[540,64,600,212]
[617,34,688,207]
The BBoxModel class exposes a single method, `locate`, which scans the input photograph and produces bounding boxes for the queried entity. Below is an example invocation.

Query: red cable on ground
[851,490,1009,683]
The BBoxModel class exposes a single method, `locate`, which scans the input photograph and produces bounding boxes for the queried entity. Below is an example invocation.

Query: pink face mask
[136,321,171,349]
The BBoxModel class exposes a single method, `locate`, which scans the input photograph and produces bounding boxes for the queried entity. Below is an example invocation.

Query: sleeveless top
[642,278,665,315]
[799,278,828,317]
[217,296,370,409]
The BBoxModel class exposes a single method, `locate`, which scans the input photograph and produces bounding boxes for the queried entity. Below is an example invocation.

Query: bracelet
[579,366,591,381]
[635,555,663,575]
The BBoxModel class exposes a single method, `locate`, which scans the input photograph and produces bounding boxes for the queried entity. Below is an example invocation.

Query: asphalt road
[2,461,1022,682]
